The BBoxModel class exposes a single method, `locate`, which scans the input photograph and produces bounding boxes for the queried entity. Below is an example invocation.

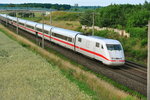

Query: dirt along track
[1,22,147,96]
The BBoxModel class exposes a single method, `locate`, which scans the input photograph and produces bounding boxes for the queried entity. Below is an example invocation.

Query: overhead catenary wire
[75,12,98,35]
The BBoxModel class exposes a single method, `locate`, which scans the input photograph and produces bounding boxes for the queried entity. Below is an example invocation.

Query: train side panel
[51,33,75,50]
[93,41,108,63]
[75,35,95,58]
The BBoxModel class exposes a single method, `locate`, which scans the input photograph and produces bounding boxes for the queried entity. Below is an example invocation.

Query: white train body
[0,14,125,66]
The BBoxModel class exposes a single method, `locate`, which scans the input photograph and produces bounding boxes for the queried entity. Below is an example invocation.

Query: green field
[0,31,91,100]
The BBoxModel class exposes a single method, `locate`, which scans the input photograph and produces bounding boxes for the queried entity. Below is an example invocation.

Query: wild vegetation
[24,11,81,30]
[43,11,81,30]
[50,11,80,21]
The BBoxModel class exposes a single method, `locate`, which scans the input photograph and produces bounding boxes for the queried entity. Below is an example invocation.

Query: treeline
[0,3,71,10]
[80,1,150,37]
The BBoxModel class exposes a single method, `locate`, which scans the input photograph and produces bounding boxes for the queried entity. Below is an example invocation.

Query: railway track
[1,23,147,96]
[125,60,147,72]
[123,61,147,84]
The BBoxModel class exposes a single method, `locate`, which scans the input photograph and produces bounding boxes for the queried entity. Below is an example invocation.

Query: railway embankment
[0,24,140,100]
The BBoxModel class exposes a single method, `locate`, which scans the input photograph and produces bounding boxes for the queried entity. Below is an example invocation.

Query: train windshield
[106,44,122,50]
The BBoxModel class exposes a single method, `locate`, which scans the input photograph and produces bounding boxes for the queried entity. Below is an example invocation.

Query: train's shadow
[108,65,131,70]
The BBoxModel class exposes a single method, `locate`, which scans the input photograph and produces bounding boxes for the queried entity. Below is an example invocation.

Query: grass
[0,27,92,100]
[0,24,142,100]
[44,20,81,30]
[16,11,81,30]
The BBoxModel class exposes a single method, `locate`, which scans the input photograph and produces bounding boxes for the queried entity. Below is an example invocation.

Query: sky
[0,0,150,6]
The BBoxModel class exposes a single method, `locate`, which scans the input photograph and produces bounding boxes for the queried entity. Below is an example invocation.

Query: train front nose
[104,59,125,66]
[109,50,123,59]
[108,51,125,66]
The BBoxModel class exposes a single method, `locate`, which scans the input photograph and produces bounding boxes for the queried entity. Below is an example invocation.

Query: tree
[127,9,150,27]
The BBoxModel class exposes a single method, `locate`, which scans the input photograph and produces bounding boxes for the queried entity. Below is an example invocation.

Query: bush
[94,30,118,38]
[130,39,137,46]
[130,49,147,60]
[141,38,147,47]
[52,11,80,21]
[126,27,147,38]
[95,30,109,37]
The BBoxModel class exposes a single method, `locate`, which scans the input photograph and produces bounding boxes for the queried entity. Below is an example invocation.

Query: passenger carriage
[51,27,81,50]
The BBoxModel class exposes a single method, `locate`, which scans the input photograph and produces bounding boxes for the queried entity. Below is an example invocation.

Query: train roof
[8,16,16,20]
[36,23,54,31]
[90,36,121,44]
[79,35,121,44]
[0,14,9,19]
[25,20,39,26]
[18,18,27,23]
[88,36,106,39]
[0,14,7,17]
[0,14,17,21]
[52,27,81,37]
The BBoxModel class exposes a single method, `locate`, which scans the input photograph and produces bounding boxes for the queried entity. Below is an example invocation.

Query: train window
[68,37,72,42]
[52,33,68,41]
[44,30,49,34]
[101,45,104,49]
[27,25,34,29]
[78,38,82,42]
[52,33,55,36]
[62,35,67,40]
[106,44,121,50]
[19,22,24,26]
[37,28,42,32]
[96,42,99,47]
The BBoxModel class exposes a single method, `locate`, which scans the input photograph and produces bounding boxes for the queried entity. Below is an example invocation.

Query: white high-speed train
[0,14,125,66]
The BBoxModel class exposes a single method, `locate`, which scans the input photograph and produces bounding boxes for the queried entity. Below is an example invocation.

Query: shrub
[130,39,137,46]
[126,27,147,38]
[141,38,147,47]
[52,11,80,21]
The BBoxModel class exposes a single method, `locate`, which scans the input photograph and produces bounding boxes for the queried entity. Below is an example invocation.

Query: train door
[85,40,93,58]
[49,28,53,41]
[76,37,83,53]
[35,24,39,45]
[94,42,105,61]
